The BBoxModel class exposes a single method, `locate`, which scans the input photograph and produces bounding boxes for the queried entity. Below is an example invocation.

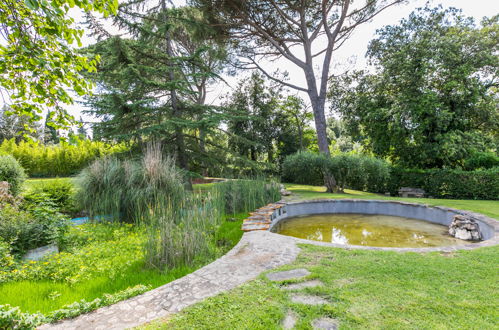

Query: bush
[281,152,328,186]
[282,152,390,193]
[464,152,499,170]
[23,180,77,216]
[0,154,26,196]
[0,203,69,257]
[388,167,499,200]
[0,138,128,178]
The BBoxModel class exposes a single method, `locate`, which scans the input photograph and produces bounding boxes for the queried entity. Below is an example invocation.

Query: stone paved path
[40,231,300,330]
[269,267,339,329]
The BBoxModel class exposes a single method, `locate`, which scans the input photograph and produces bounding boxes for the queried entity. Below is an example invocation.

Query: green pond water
[274,213,470,248]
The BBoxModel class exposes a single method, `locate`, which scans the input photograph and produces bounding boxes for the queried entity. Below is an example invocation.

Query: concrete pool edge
[243,199,499,252]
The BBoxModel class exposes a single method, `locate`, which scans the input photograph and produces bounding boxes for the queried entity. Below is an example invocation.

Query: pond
[273,213,472,248]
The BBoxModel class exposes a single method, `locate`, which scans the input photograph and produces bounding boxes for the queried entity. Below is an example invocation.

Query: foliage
[214,179,281,215]
[331,7,499,169]
[282,152,390,193]
[225,73,313,167]
[0,223,141,284]
[281,152,329,186]
[0,0,117,127]
[0,203,68,257]
[75,149,186,224]
[0,285,149,329]
[23,180,77,215]
[84,4,229,173]
[0,106,44,142]
[0,138,128,177]
[464,152,499,170]
[388,167,499,200]
[0,154,27,196]
[0,240,15,271]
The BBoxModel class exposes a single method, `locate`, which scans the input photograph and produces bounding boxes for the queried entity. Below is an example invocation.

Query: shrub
[23,180,77,216]
[281,152,328,186]
[464,152,499,170]
[282,152,391,193]
[0,138,128,178]
[0,240,15,270]
[388,167,499,200]
[362,156,391,193]
[0,203,69,257]
[0,154,26,195]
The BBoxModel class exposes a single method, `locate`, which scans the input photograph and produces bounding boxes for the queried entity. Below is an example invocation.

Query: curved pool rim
[268,199,499,252]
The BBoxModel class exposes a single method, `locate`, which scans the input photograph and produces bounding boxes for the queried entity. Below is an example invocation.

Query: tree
[0,0,117,126]
[194,0,403,154]
[278,95,313,151]
[226,72,280,162]
[331,7,499,168]
[84,3,231,174]
[194,0,404,190]
[0,106,42,142]
[44,111,59,144]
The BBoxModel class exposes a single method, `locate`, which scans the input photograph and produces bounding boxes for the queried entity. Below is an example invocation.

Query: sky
[69,0,499,124]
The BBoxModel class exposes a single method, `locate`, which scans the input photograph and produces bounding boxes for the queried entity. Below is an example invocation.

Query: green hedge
[282,152,498,200]
[281,152,390,193]
[388,167,499,200]
[0,155,26,196]
[0,139,128,178]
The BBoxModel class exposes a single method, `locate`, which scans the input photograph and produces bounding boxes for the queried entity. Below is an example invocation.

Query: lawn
[0,214,246,315]
[284,184,499,219]
[1,176,248,316]
[143,184,499,330]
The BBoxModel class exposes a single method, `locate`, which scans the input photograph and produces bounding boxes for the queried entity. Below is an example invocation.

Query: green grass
[149,245,499,330]
[285,184,499,219]
[23,177,73,192]
[142,184,499,329]
[0,264,194,315]
[0,214,245,315]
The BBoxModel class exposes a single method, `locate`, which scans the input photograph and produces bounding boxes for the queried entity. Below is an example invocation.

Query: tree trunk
[161,0,191,190]
[162,0,188,172]
[308,93,337,193]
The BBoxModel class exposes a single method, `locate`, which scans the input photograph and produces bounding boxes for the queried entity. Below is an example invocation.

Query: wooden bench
[398,187,425,198]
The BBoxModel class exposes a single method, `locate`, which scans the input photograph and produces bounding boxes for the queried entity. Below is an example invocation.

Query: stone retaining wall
[242,199,499,251]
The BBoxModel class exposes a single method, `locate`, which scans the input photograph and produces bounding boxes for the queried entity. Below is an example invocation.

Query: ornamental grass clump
[75,144,185,224]
[75,144,219,269]
[214,178,281,215]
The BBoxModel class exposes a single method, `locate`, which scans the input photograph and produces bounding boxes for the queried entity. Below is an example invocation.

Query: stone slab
[282,310,297,329]
[282,279,323,291]
[266,268,310,281]
[290,294,329,305]
[312,317,339,330]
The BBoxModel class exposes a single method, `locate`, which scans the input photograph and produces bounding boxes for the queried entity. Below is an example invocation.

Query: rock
[280,189,292,196]
[449,215,482,241]
[282,280,323,291]
[312,317,339,330]
[266,268,310,281]
[23,243,59,261]
[290,294,328,305]
[282,310,297,329]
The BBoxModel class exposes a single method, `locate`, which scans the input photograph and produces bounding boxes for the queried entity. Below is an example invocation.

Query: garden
[0,0,498,329]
